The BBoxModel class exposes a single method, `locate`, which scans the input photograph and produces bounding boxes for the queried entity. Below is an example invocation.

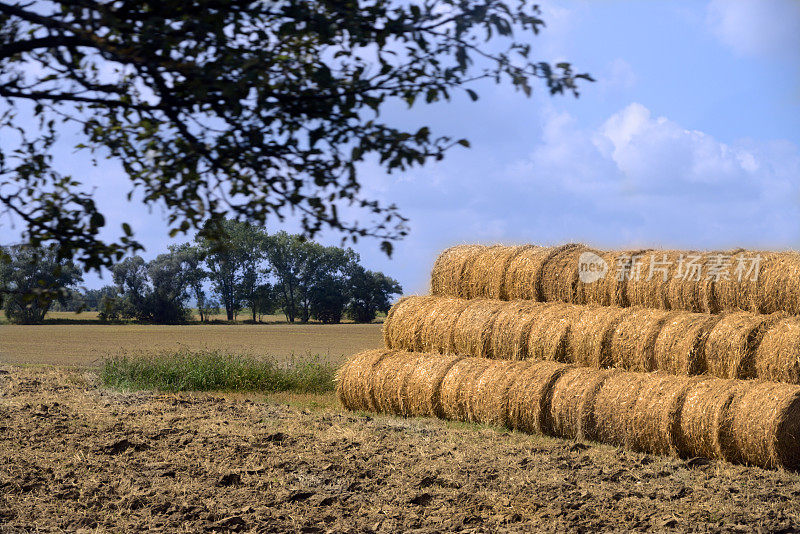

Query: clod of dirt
[286,491,315,503]
[102,438,149,455]
[264,432,286,443]
[410,493,433,506]
[217,472,241,487]
[209,515,247,532]
[684,457,711,468]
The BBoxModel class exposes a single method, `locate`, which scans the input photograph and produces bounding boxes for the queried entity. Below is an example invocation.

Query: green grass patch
[100,350,337,393]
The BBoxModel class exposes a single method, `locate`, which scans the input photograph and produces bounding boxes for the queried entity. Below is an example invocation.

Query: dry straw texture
[539,244,589,304]
[756,318,800,384]
[463,245,535,299]
[729,382,800,469]
[653,314,720,376]
[336,349,392,412]
[429,245,486,298]
[340,350,800,468]
[609,308,677,372]
[488,301,546,360]
[627,374,699,455]
[503,246,554,300]
[451,300,506,357]
[591,373,648,446]
[705,312,786,379]
[548,367,616,440]
[576,250,629,307]
[664,251,715,313]
[756,252,800,315]
[626,250,681,309]
[382,296,425,350]
[526,303,585,363]
[506,360,569,435]
[713,250,761,313]
[418,296,472,354]
[568,306,632,368]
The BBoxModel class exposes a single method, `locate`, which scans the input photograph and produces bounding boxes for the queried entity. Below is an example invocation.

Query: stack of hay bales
[339,243,800,469]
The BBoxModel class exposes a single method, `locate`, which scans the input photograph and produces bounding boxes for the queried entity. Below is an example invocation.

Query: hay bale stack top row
[430,244,800,315]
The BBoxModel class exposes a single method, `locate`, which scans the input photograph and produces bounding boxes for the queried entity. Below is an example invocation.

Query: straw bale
[452,299,507,357]
[503,246,557,300]
[506,360,570,434]
[464,245,536,300]
[429,244,486,298]
[729,381,800,469]
[548,367,616,440]
[382,295,437,350]
[527,303,587,363]
[540,243,590,304]
[627,374,699,455]
[664,250,716,313]
[417,296,473,354]
[608,308,676,372]
[713,249,762,313]
[488,301,546,360]
[705,312,786,379]
[568,306,633,368]
[755,317,800,384]
[467,361,531,426]
[439,358,495,421]
[653,313,721,376]
[382,296,410,348]
[400,352,464,418]
[591,372,648,446]
[370,351,424,415]
[756,251,800,315]
[336,349,393,411]
[575,250,624,306]
[626,250,682,310]
[677,378,741,461]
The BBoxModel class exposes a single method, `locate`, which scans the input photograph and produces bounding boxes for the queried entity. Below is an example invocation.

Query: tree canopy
[0,0,591,273]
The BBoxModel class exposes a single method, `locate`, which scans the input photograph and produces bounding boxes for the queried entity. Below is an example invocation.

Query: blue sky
[3,0,800,295]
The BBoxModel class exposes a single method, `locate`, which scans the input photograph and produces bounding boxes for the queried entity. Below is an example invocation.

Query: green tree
[346,265,402,323]
[0,244,83,323]
[170,243,210,322]
[309,274,349,324]
[110,252,192,323]
[0,1,591,273]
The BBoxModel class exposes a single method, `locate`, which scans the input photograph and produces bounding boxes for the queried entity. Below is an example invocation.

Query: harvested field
[0,323,383,368]
[339,350,800,469]
[6,366,800,532]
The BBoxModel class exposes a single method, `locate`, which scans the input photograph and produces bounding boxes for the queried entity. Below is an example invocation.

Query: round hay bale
[653,313,721,376]
[429,244,487,298]
[608,308,676,372]
[464,245,535,300]
[383,295,438,351]
[503,246,556,301]
[705,312,786,379]
[729,381,800,469]
[568,306,632,368]
[488,301,546,360]
[575,250,621,306]
[506,360,570,434]
[676,377,741,461]
[399,352,464,418]
[626,250,682,310]
[713,249,762,313]
[527,303,587,363]
[439,358,495,422]
[756,251,800,315]
[755,317,800,384]
[371,351,425,415]
[540,243,590,304]
[467,360,531,426]
[452,299,507,357]
[627,374,700,456]
[664,250,716,313]
[591,372,648,447]
[418,296,473,355]
[548,367,616,440]
[336,349,393,411]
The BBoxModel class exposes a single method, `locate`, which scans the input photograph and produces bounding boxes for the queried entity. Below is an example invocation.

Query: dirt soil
[2,366,800,533]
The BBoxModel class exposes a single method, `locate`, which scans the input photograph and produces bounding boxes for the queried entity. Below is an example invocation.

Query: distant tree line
[0,220,401,324]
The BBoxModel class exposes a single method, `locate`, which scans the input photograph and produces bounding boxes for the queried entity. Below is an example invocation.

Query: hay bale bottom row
[338,349,800,470]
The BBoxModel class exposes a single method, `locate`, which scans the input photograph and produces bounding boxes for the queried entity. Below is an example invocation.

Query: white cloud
[707,0,800,59]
